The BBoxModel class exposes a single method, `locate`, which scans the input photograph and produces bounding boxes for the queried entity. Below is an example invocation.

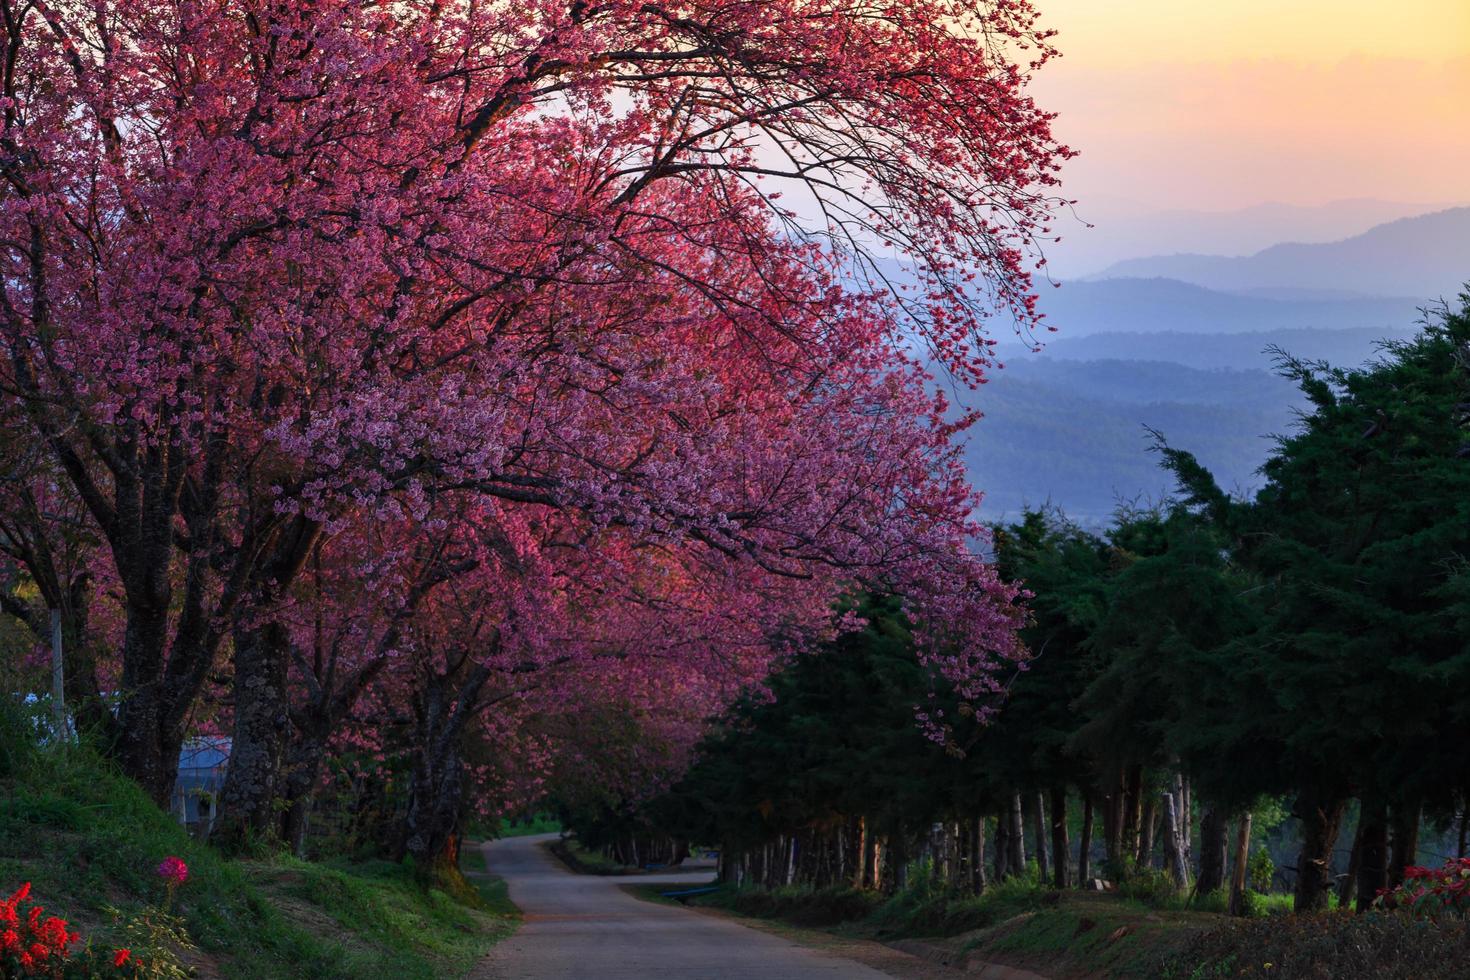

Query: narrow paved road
[473,834,895,979]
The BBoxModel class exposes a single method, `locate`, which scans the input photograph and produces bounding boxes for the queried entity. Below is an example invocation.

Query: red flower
[1,928,19,951]
[113,948,132,968]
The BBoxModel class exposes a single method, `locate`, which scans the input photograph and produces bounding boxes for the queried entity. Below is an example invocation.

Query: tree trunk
[1078,793,1094,886]
[1178,775,1193,871]
[1049,787,1070,890]
[1006,793,1026,878]
[1122,765,1144,867]
[887,828,907,892]
[1387,801,1421,889]
[1101,778,1122,870]
[1292,791,1347,912]
[970,817,987,894]
[402,735,469,872]
[1137,798,1158,868]
[1197,807,1229,895]
[1338,818,1363,910]
[1160,788,1189,890]
[994,809,1010,880]
[114,601,180,805]
[399,662,492,872]
[863,821,879,889]
[214,621,292,849]
[279,730,328,857]
[1228,812,1253,916]
[1356,799,1389,913]
[1031,793,1049,883]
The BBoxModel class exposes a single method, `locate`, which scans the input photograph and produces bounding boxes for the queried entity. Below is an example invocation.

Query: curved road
[473,834,894,979]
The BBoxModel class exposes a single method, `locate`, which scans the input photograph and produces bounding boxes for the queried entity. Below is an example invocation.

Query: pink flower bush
[1375,857,1470,920]
[155,858,188,888]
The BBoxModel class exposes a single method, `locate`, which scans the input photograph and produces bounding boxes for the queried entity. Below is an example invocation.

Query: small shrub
[722,885,879,927]
[1117,866,1180,908]
[105,907,196,980]
[1247,848,1275,895]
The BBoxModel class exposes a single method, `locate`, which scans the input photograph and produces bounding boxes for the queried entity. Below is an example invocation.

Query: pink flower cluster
[157,857,189,888]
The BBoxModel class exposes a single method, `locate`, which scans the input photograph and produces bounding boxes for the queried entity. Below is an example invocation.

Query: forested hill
[964,357,1302,526]
[1031,277,1420,336]
[1033,325,1420,370]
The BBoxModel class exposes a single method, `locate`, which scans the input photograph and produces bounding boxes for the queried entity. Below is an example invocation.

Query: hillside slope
[0,719,516,979]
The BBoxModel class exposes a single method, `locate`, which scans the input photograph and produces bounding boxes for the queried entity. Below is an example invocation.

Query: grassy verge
[960,894,1219,977]
[545,837,641,875]
[656,874,1467,979]
[0,736,516,979]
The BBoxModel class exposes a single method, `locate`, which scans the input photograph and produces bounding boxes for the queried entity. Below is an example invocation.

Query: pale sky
[1029,0,1470,212]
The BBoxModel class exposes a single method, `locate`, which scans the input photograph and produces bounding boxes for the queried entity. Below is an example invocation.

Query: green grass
[0,720,517,979]
[495,814,562,838]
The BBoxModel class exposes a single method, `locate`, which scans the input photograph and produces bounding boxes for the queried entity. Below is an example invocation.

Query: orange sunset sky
[1031,0,1470,213]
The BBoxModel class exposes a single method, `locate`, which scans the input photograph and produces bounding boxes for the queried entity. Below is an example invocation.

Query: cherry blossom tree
[0,0,1068,816]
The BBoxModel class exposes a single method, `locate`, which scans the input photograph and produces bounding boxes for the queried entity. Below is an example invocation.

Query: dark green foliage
[1159,296,1470,812]
[656,593,965,852]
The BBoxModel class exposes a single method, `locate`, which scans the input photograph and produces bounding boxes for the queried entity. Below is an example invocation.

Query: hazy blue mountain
[1030,277,1419,337]
[1092,208,1470,299]
[1048,197,1462,280]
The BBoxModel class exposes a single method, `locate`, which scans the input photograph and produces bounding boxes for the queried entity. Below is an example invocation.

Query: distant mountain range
[1051,197,1462,280]
[964,204,1466,524]
[1090,207,1470,299]
[1029,277,1420,338]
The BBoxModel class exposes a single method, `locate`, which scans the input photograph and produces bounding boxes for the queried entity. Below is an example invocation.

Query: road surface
[473,833,896,979]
